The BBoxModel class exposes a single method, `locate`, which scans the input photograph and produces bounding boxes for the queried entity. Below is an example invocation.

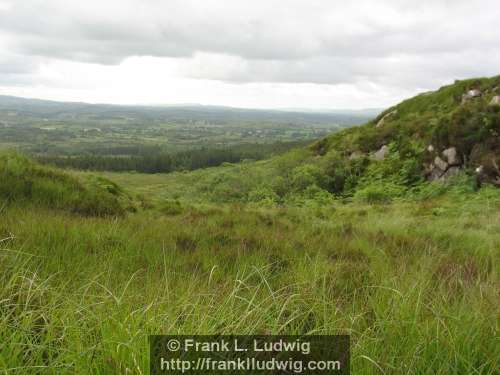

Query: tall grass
[1,195,498,373]
[0,152,131,216]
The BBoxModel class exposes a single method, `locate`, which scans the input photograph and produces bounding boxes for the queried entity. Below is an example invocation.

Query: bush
[247,187,279,206]
[354,182,405,204]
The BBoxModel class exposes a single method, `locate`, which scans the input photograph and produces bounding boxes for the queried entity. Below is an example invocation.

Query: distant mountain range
[0,95,379,126]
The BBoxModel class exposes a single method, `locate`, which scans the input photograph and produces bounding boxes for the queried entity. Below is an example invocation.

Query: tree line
[36,141,310,173]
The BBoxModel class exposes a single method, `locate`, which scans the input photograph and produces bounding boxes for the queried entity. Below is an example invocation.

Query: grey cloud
[181,50,500,89]
[0,52,42,85]
[0,0,499,86]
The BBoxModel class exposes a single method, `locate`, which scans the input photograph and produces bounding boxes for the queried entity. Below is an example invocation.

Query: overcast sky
[0,0,499,109]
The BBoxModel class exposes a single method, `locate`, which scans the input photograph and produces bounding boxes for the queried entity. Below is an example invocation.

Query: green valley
[1,76,499,374]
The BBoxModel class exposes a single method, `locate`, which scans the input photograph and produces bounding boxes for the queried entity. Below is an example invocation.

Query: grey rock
[427,165,443,181]
[489,95,500,106]
[439,166,460,180]
[461,89,481,104]
[427,145,435,153]
[475,161,500,188]
[349,151,364,160]
[442,147,460,166]
[467,89,481,97]
[372,145,389,161]
[434,156,448,171]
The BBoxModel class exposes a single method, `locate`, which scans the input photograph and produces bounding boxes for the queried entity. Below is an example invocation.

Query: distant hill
[0,95,376,126]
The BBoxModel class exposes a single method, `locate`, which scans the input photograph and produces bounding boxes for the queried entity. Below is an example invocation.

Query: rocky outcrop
[426,144,499,186]
[349,151,364,160]
[372,145,389,161]
[476,164,500,187]
[442,147,461,166]
[461,89,481,104]
[441,166,461,180]
[489,95,500,106]
[426,146,463,181]
[376,110,397,128]
[434,156,448,171]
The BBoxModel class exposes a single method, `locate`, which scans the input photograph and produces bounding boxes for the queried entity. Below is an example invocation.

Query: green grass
[2,76,500,373]
[1,193,498,373]
[0,152,135,216]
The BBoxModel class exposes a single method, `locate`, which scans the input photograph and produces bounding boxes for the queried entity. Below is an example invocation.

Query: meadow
[1,186,499,373]
[1,76,499,374]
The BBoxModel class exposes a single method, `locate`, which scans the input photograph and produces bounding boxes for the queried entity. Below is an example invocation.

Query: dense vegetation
[1,77,499,373]
[1,187,498,373]
[113,76,498,206]
[36,141,310,173]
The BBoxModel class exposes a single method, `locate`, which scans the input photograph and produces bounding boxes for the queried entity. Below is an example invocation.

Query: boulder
[427,164,443,181]
[489,95,500,106]
[461,89,481,104]
[372,145,389,161]
[442,147,460,166]
[427,145,435,153]
[474,159,500,188]
[434,156,448,171]
[349,151,364,160]
[466,89,481,98]
[439,166,460,180]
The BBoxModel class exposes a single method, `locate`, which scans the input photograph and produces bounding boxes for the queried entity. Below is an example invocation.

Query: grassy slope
[94,76,500,205]
[1,77,500,373]
[0,152,136,216]
[1,192,499,373]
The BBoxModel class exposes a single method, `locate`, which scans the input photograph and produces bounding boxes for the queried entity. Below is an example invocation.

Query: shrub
[354,182,405,204]
[247,186,279,205]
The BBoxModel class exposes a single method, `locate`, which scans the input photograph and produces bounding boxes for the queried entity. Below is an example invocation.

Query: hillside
[1,77,499,374]
[314,76,500,185]
[111,76,499,205]
[0,152,135,216]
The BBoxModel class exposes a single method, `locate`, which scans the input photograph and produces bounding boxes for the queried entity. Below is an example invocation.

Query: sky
[0,0,499,110]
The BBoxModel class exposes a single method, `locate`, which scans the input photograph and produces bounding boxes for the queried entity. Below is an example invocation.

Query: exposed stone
[376,110,397,128]
[349,151,364,160]
[434,156,448,171]
[474,156,500,188]
[439,166,460,180]
[442,147,460,166]
[489,95,500,106]
[427,145,435,153]
[461,89,481,104]
[427,164,443,181]
[372,145,389,161]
